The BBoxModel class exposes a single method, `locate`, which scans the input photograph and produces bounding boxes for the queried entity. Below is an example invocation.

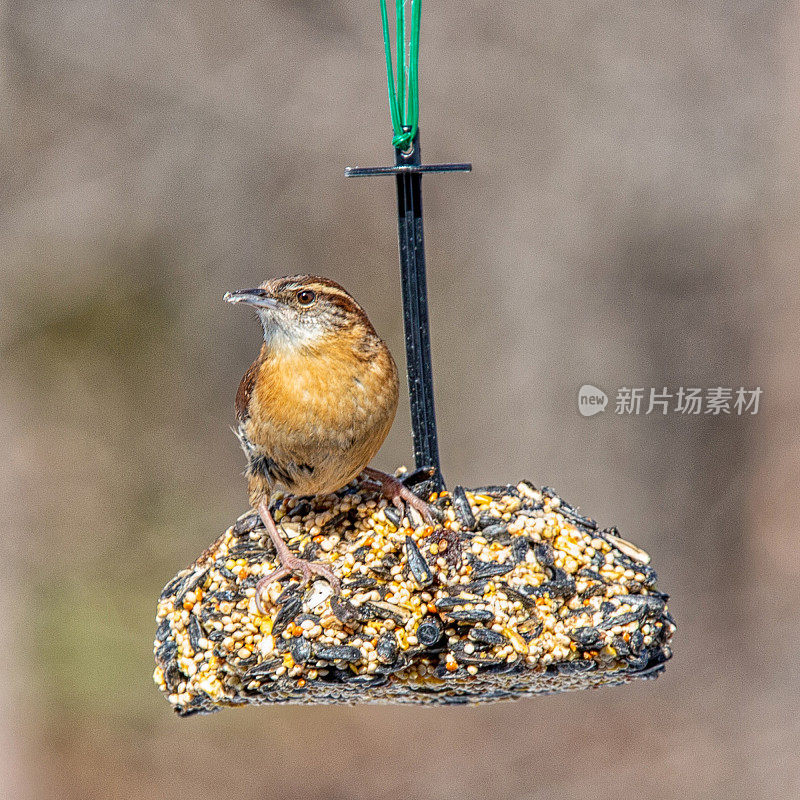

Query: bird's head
[224,275,376,352]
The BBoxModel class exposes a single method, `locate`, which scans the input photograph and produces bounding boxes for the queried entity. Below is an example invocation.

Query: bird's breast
[253,346,396,438]
[239,339,398,495]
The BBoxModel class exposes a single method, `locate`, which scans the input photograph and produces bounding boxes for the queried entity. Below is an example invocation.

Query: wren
[225,275,433,612]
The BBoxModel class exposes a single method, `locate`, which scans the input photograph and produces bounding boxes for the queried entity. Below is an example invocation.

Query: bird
[225,275,434,613]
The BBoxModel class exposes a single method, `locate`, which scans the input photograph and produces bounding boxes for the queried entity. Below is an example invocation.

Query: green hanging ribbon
[379,0,421,151]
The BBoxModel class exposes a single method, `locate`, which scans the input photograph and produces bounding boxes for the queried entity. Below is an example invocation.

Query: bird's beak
[224,288,279,310]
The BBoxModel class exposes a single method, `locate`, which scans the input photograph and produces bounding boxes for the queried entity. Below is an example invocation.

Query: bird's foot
[254,500,340,615]
[361,467,435,525]
[255,558,341,615]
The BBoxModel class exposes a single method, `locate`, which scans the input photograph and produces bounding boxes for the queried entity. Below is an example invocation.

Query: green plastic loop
[379,0,421,151]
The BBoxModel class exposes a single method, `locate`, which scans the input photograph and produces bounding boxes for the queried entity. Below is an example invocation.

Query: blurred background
[2,1,798,798]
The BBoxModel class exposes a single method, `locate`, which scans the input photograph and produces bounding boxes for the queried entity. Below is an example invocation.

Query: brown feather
[235,344,267,422]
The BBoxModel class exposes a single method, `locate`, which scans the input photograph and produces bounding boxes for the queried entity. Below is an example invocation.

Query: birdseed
[153,478,676,715]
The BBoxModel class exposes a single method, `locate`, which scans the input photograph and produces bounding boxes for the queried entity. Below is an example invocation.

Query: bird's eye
[296,289,316,306]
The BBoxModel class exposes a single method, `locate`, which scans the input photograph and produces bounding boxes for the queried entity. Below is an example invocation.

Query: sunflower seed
[383,506,402,528]
[187,615,203,653]
[451,485,476,529]
[312,644,362,663]
[405,536,434,588]
[468,627,507,646]
[272,593,302,636]
[416,618,443,647]
[533,542,555,567]
[243,659,282,680]
[568,626,605,650]
[291,637,312,663]
[376,634,399,664]
[471,561,514,580]
[330,595,360,624]
[444,609,494,624]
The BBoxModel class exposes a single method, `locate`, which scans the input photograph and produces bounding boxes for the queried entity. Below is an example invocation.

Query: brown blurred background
[2,1,799,798]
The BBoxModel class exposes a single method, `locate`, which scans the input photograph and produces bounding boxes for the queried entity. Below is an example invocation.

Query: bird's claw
[255,558,341,615]
[393,486,434,525]
[363,467,435,525]
[255,557,341,615]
